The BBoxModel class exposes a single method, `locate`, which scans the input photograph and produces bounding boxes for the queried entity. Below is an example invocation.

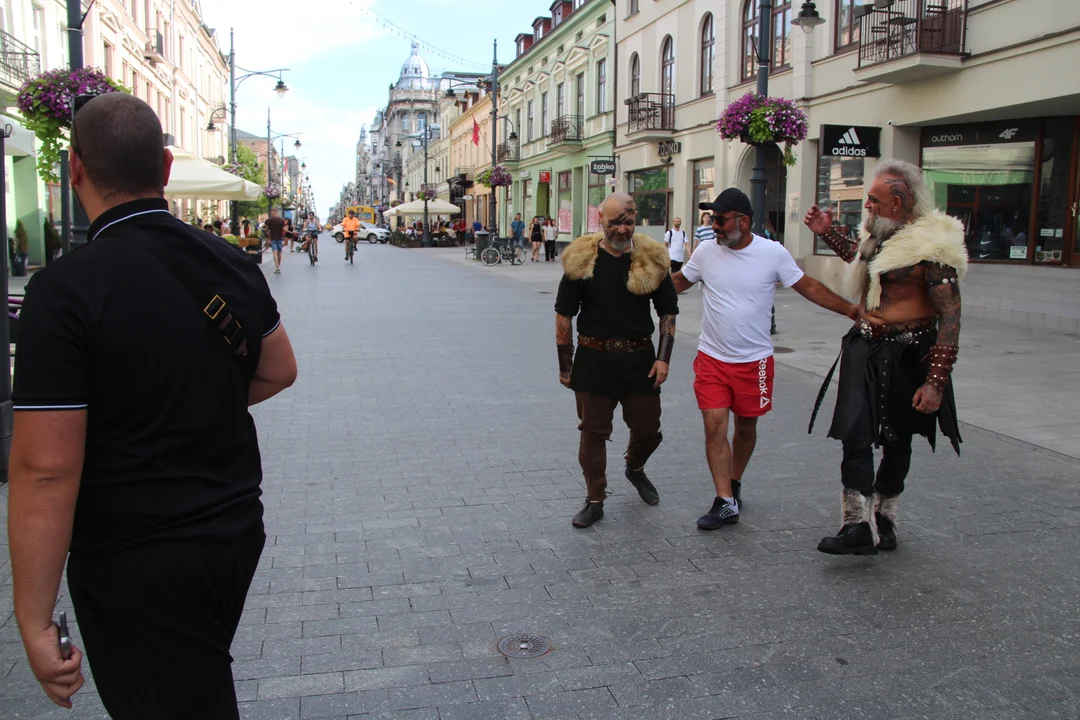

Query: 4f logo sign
[1000,128,1019,140]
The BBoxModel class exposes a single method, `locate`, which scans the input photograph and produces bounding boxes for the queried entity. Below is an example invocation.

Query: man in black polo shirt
[8,93,297,716]
[555,193,679,528]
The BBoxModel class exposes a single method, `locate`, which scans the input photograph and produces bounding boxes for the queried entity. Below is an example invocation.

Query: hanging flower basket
[717,92,809,167]
[264,183,281,199]
[223,162,244,177]
[475,165,512,188]
[16,67,128,183]
[390,199,401,208]
[375,204,389,213]
[416,189,437,202]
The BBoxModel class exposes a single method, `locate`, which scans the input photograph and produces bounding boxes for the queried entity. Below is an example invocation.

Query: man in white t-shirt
[673,188,860,530]
[664,217,690,274]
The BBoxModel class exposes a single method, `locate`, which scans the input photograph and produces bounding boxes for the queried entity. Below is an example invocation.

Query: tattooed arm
[913,263,961,414]
[555,313,574,388]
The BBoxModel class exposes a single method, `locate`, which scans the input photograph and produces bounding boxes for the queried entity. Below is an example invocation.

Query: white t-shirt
[544,225,558,241]
[681,234,805,363]
[665,228,689,262]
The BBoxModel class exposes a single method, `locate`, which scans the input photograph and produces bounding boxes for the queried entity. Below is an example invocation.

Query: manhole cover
[773,346,795,354]
[497,634,552,659]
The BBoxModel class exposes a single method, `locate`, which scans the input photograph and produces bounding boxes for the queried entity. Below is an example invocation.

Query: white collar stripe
[90,209,173,242]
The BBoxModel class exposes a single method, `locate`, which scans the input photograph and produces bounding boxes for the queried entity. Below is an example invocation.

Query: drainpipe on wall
[609,0,618,194]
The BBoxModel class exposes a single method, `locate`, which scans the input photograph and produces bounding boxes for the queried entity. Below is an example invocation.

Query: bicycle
[480,237,525,267]
[344,233,356,265]
[306,232,319,266]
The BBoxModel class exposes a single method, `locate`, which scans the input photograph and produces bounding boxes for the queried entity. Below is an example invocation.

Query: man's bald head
[600,192,635,223]
[72,93,166,200]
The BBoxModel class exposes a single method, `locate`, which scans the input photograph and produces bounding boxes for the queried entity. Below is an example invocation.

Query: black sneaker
[572,501,604,528]
[817,523,878,555]
[875,514,897,551]
[625,467,660,505]
[697,498,739,530]
[732,480,743,511]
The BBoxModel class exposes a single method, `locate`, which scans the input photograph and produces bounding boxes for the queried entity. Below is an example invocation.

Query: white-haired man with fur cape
[555,193,679,529]
[806,159,965,556]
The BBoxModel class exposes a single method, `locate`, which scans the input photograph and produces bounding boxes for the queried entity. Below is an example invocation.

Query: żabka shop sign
[820,125,882,158]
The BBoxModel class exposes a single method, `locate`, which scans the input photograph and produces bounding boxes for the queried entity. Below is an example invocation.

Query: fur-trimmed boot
[874,494,899,551]
[817,488,878,555]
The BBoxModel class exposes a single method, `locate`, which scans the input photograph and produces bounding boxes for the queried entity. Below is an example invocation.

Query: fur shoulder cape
[561,232,670,296]
[847,211,968,311]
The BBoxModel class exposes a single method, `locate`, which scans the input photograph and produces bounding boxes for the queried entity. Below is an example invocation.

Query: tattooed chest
[878,265,925,305]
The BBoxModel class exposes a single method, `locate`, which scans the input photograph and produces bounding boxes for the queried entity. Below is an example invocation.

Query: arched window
[742,0,792,80]
[417,111,427,131]
[700,13,714,96]
[630,53,640,97]
[661,36,674,99]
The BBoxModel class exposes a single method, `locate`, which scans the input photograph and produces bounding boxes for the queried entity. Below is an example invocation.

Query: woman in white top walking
[543,217,559,261]
[665,217,690,273]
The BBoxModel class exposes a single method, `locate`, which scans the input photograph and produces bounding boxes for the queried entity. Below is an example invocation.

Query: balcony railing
[0,29,40,89]
[626,93,675,135]
[550,115,584,144]
[496,138,520,162]
[857,0,967,68]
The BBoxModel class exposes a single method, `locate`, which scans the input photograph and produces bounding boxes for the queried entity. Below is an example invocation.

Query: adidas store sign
[821,124,881,159]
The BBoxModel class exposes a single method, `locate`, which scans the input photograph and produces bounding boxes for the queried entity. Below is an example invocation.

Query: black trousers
[841,433,912,497]
[545,240,557,261]
[67,525,265,720]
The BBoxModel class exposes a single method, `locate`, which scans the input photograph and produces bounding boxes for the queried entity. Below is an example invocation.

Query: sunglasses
[71,94,95,154]
[714,213,745,225]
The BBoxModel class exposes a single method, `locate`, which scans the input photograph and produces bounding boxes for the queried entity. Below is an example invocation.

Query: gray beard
[720,228,742,247]
[605,234,632,253]
[861,215,904,258]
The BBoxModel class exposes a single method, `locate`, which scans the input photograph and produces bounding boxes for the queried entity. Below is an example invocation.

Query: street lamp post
[264,107,301,215]
[488,39,499,235]
[396,126,435,246]
[228,27,290,235]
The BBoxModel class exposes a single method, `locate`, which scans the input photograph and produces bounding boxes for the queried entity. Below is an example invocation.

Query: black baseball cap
[699,188,753,219]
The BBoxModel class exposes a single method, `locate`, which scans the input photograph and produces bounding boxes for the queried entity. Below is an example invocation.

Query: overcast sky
[201,0,543,218]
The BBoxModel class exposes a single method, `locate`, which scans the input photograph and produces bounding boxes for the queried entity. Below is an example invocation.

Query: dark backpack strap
[110,229,253,365]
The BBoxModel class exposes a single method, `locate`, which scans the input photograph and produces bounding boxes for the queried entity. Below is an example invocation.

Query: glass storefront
[629,167,670,242]
[558,171,572,234]
[921,118,1080,265]
[692,159,715,224]
[587,173,606,233]
[815,155,866,255]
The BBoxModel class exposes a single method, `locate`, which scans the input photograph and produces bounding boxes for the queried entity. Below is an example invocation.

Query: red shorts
[693,352,775,416]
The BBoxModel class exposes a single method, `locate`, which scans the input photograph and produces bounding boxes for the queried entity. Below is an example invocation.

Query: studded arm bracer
[818,226,859,263]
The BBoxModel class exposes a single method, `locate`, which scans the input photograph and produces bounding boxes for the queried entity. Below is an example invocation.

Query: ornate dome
[396,42,435,91]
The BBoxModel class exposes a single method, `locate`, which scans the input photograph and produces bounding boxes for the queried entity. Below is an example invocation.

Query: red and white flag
[472,118,481,146]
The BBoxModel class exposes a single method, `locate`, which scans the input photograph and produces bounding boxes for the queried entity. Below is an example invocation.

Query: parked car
[332,221,391,244]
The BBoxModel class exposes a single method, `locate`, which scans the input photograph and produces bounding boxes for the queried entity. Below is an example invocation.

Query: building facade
[499,0,616,246]
[615,0,1080,331]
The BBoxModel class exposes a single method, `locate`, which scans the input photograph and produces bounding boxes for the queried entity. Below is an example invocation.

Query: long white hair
[873,159,935,219]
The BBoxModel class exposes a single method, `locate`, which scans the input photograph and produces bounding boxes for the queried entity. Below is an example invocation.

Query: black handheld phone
[57,612,72,660]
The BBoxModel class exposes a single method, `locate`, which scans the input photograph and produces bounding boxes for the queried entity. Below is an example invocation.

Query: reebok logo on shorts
[758,359,771,409]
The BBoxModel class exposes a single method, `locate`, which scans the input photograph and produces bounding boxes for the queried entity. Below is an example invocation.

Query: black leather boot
[818,489,878,555]
[818,522,878,555]
[572,501,604,528]
[874,493,899,551]
[625,466,660,505]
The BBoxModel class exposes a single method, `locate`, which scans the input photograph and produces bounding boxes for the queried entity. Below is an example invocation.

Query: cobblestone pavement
[3,240,1080,719]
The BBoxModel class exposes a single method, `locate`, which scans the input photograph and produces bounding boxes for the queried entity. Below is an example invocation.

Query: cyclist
[302,212,320,259]
[342,210,361,261]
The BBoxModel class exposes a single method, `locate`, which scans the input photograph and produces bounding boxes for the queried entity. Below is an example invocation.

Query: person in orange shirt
[341,211,360,260]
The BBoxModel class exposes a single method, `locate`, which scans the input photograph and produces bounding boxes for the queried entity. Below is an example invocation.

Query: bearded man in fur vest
[555,193,679,529]
[805,159,965,555]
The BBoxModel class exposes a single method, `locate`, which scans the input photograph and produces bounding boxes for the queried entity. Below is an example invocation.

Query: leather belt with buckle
[577,334,651,353]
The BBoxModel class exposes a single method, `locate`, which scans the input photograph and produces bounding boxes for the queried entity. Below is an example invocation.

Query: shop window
[523,178,533,219]
[1035,118,1074,264]
[587,173,606,233]
[922,121,1038,262]
[692,158,715,224]
[558,171,573,233]
[815,155,865,254]
[629,167,670,235]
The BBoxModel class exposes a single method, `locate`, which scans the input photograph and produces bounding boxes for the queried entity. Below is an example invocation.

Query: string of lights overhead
[354,3,490,72]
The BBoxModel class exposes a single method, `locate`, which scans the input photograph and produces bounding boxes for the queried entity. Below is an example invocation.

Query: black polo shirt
[12,198,280,556]
[555,248,679,396]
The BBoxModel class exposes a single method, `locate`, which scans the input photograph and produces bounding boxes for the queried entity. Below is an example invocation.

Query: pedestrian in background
[511,213,526,249]
[8,92,297,718]
[694,211,715,254]
[264,208,286,274]
[664,217,689,274]
[530,215,543,262]
[544,217,559,261]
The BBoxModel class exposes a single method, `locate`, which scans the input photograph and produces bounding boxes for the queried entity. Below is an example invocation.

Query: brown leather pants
[576,391,663,502]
